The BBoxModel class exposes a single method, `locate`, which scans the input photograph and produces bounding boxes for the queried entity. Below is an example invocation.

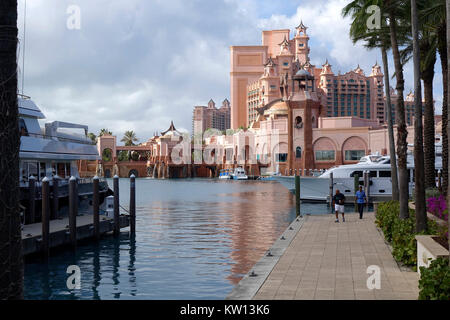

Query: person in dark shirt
[355,185,367,219]
[332,189,346,223]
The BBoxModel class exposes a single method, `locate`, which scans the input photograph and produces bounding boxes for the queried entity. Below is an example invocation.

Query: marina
[0,0,448,305]
[23,178,335,300]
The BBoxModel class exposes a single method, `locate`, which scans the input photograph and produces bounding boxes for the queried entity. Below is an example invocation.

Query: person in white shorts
[332,189,346,223]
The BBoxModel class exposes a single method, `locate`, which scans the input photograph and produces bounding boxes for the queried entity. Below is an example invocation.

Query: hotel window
[315,150,335,161]
[283,62,289,66]
[345,150,365,161]
[276,153,288,163]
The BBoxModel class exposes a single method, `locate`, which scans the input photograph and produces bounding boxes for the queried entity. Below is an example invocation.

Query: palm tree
[121,130,138,146]
[401,0,439,189]
[342,0,400,200]
[411,0,427,232]
[421,0,447,194]
[420,34,437,189]
[88,132,97,143]
[98,128,112,137]
[386,0,411,219]
[0,0,24,299]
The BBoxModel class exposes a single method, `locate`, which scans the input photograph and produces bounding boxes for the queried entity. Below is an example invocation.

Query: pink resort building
[192,99,231,135]
[79,21,437,179]
[205,21,429,175]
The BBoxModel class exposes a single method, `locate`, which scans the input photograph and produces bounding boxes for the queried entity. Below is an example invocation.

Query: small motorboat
[219,169,231,180]
[231,167,248,180]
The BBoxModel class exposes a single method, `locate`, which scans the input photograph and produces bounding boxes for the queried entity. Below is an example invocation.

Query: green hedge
[375,201,438,269]
[419,257,450,300]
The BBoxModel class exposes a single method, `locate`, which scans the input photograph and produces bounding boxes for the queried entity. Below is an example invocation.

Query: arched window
[102,148,112,162]
[295,116,303,129]
[296,146,302,158]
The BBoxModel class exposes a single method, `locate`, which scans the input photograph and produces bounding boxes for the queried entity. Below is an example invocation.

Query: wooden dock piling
[438,170,442,192]
[113,175,120,237]
[354,173,359,212]
[52,176,59,219]
[329,172,334,213]
[364,171,370,206]
[41,177,50,256]
[93,176,100,240]
[28,176,36,224]
[130,174,136,234]
[295,173,300,217]
[69,176,77,248]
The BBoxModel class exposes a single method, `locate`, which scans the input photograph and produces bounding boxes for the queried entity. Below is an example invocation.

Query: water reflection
[24,179,331,300]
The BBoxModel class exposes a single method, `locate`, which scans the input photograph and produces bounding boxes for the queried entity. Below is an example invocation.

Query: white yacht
[231,167,248,180]
[274,152,442,202]
[18,96,110,222]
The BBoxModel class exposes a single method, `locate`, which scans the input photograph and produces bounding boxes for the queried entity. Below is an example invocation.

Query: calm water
[24,178,333,300]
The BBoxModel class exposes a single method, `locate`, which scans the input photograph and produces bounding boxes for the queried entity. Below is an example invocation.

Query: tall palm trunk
[381,44,399,200]
[411,0,426,232]
[420,39,436,189]
[389,8,410,219]
[0,0,23,299]
[422,74,435,188]
[438,21,448,195]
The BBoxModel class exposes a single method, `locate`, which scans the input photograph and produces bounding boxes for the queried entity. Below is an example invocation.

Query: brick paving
[253,212,419,300]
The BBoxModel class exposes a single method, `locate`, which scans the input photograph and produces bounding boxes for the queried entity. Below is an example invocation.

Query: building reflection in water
[24,180,297,299]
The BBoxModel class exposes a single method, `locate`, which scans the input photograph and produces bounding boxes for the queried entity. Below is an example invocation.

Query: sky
[18,0,444,145]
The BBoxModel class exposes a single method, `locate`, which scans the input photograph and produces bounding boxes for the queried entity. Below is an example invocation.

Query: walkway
[253,212,419,300]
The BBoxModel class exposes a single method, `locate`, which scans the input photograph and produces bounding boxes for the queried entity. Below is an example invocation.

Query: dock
[22,214,130,256]
[228,212,419,300]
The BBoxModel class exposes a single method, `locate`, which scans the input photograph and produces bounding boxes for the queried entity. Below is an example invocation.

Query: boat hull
[272,175,405,202]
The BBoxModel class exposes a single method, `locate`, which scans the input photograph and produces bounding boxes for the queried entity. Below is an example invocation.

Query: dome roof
[264,100,288,116]
[295,69,311,77]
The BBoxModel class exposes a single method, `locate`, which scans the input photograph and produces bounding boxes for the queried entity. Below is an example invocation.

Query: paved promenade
[253,212,419,300]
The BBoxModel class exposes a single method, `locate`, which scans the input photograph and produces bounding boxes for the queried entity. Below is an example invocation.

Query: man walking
[355,185,367,219]
[333,189,345,223]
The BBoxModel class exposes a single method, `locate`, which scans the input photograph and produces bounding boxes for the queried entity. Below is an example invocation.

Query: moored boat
[219,169,231,179]
[231,167,248,180]
[18,95,111,223]
[273,151,442,202]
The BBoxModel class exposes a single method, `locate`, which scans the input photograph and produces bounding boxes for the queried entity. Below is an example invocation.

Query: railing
[22,132,95,146]
[20,176,106,188]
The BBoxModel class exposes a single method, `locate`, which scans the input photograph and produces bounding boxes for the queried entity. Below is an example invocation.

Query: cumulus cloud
[18,0,444,145]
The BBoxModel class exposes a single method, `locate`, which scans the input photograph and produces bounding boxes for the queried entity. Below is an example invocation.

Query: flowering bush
[426,195,448,221]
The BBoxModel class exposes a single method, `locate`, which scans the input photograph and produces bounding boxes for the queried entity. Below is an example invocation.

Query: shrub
[376,201,438,268]
[425,188,441,199]
[418,257,450,300]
